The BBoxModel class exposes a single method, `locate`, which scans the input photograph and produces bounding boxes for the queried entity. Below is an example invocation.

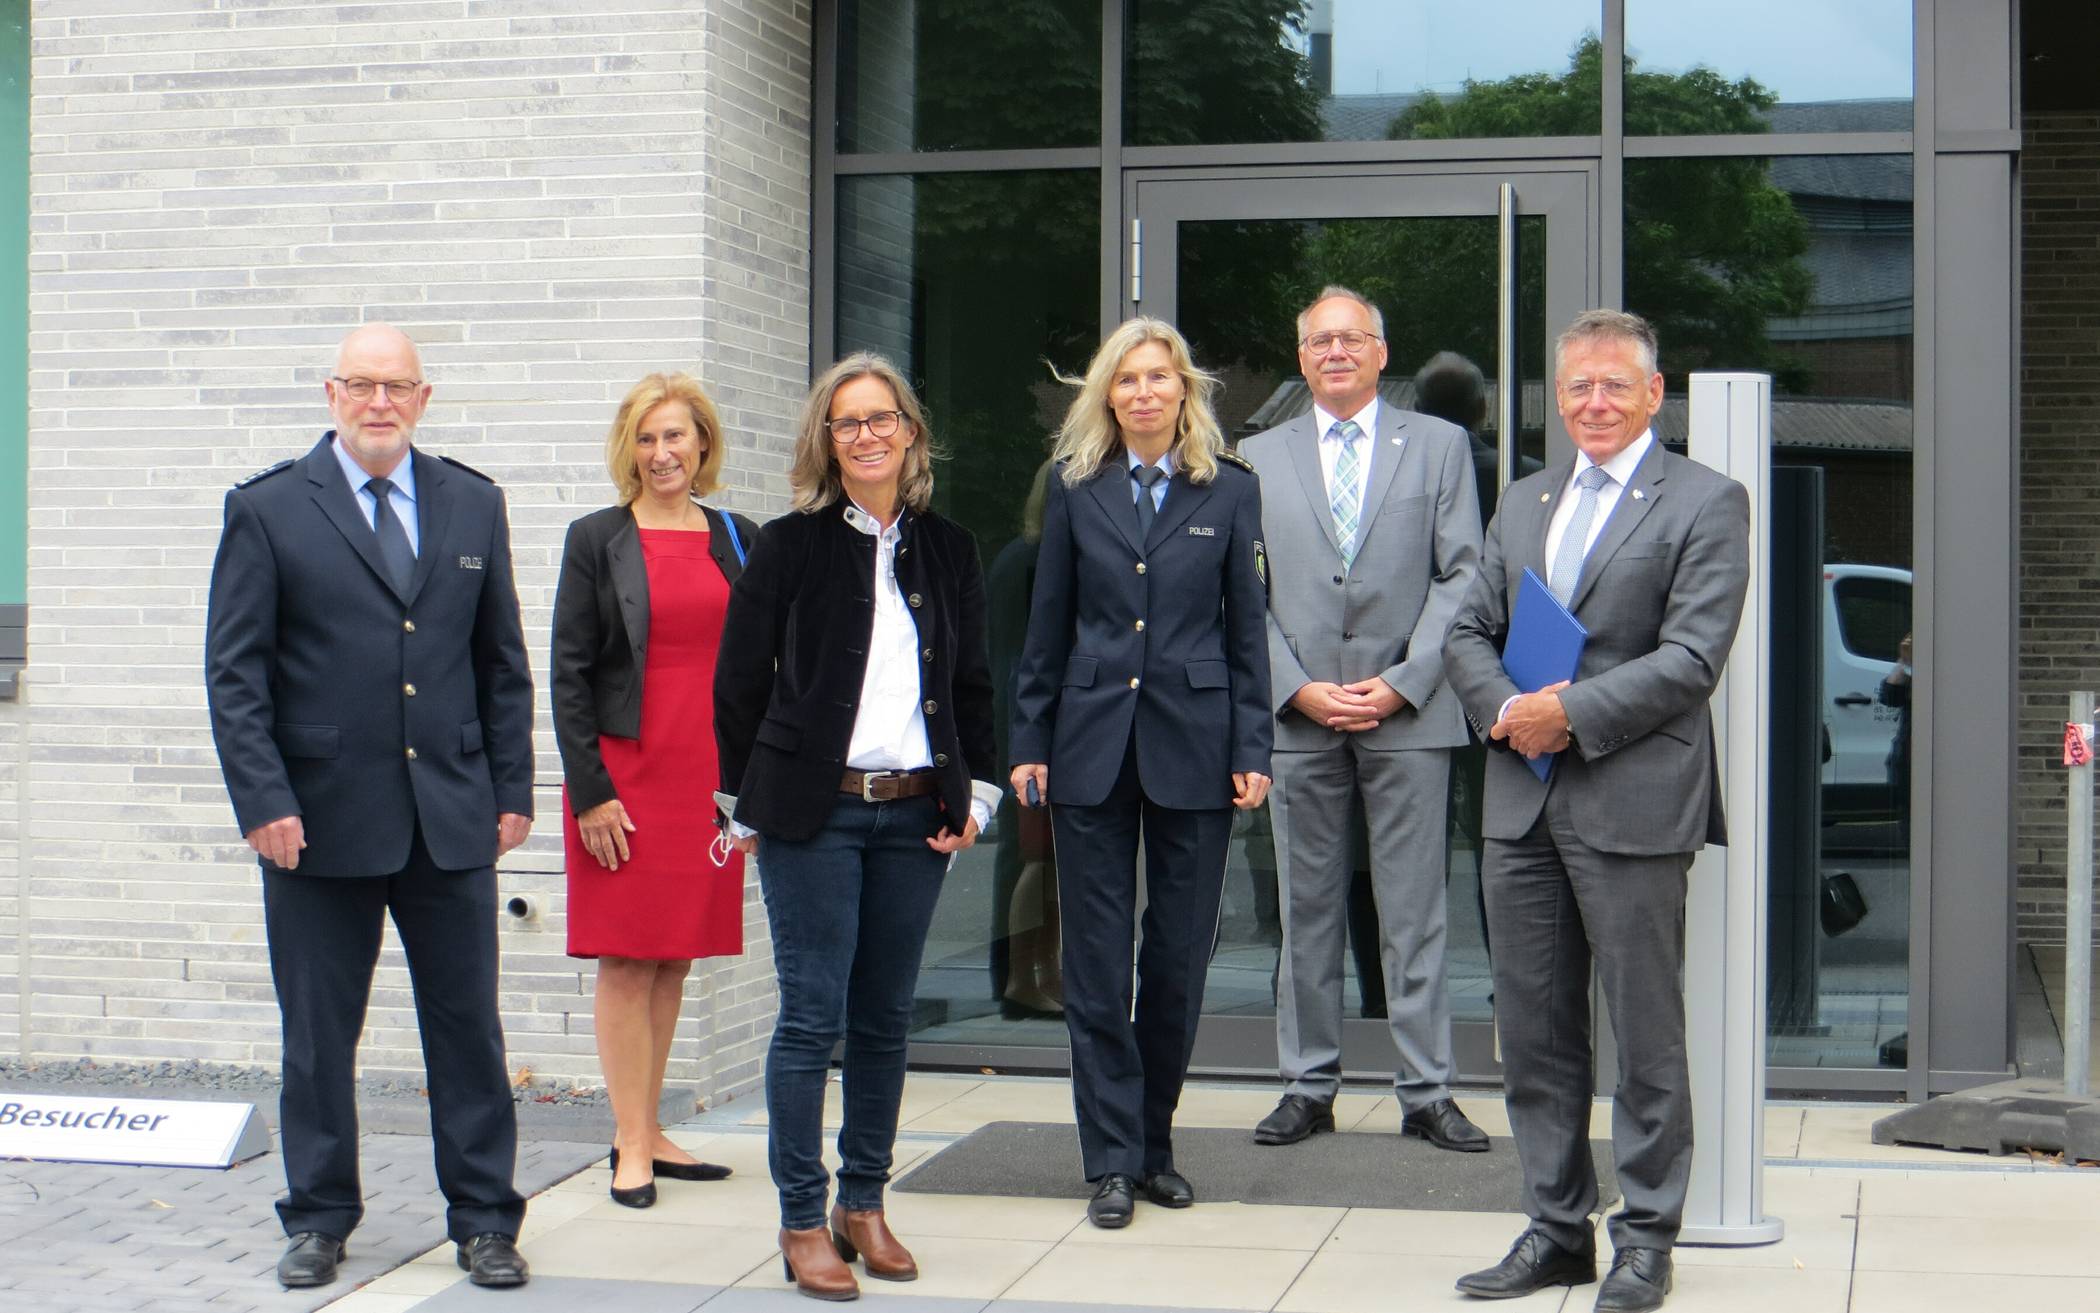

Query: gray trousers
[1484,780,1693,1253]
[1272,741,1454,1111]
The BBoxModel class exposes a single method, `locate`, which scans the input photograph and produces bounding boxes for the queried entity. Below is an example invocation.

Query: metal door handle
[1834,693,1872,707]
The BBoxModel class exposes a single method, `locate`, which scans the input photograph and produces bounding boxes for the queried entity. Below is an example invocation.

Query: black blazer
[206,435,536,876]
[714,498,997,842]
[1009,456,1272,809]
[551,500,760,816]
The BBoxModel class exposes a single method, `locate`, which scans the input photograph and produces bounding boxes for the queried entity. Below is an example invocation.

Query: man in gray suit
[1239,286,1487,1153]
[1444,310,1749,1312]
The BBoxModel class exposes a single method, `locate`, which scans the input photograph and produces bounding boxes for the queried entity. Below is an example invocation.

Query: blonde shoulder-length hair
[1050,318,1224,488]
[604,372,727,504]
[788,352,939,514]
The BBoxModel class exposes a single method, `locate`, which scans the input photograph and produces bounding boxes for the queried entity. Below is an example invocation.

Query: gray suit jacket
[1242,405,1481,753]
[1442,442,1750,856]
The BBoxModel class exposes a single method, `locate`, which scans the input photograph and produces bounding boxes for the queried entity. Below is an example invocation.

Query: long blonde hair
[604,372,727,504]
[788,352,939,514]
[1050,318,1224,488]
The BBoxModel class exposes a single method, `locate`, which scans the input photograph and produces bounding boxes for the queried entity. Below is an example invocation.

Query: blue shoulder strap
[718,509,748,566]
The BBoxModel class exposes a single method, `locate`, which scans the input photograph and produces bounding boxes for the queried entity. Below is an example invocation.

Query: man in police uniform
[206,324,536,1291]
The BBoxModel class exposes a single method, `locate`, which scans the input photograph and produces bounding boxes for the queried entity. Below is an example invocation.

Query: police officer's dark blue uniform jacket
[206,434,536,875]
[1009,453,1272,803]
[714,497,997,842]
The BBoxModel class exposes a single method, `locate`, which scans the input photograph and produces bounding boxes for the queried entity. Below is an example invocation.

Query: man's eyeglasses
[829,410,906,441]
[1299,330,1381,355]
[332,376,423,403]
[1560,378,1641,402]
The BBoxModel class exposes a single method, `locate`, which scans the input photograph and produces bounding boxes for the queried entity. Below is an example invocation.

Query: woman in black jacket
[551,372,759,1209]
[716,352,997,1300]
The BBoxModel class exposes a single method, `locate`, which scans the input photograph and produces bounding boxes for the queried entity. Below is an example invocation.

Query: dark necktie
[1131,463,1167,540]
[365,476,416,593]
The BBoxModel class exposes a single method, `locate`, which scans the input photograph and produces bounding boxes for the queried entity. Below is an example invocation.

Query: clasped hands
[1291,677,1407,733]
[1490,680,1572,758]
[245,811,531,871]
[1009,763,1271,810]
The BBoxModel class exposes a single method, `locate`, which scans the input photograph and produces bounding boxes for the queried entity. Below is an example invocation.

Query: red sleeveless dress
[564,528,744,959]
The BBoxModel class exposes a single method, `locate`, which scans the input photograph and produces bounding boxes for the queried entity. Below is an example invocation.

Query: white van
[1822,563,1912,821]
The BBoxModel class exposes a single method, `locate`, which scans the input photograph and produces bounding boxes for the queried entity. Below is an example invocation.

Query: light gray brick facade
[11,0,812,1101]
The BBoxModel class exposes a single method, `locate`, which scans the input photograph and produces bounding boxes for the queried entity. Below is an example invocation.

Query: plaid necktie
[1329,420,1364,569]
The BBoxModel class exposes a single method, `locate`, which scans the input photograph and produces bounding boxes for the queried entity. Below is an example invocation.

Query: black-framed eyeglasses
[332,376,423,403]
[1298,329,1381,355]
[829,410,906,441]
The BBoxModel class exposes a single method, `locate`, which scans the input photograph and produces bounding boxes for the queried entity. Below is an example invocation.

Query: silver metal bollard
[2070,692,2094,1098]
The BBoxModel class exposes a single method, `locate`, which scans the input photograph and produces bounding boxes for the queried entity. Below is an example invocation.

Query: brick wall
[2017,110,2100,946]
[11,0,812,1101]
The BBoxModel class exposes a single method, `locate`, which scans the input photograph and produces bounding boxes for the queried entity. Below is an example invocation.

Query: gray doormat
[896,1120,1620,1212]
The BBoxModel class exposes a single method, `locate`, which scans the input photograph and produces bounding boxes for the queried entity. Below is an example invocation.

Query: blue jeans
[758,794,947,1230]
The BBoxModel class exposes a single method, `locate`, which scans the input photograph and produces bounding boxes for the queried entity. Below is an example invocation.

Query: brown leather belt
[839,767,941,802]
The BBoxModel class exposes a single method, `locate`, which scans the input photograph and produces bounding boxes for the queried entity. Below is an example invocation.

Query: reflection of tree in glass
[1393,36,1814,390]
[902,0,1099,151]
[1126,0,1323,147]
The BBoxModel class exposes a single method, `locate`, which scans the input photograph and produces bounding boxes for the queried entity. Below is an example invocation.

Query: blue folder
[1503,567,1590,782]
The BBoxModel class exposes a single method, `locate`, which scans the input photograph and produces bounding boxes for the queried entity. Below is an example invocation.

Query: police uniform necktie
[1549,465,1612,605]
[365,475,416,594]
[1131,462,1167,540]
[1329,419,1364,569]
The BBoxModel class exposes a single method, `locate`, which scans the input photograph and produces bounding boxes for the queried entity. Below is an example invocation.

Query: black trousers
[1052,738,1232,1181]
[262,826,524,1243]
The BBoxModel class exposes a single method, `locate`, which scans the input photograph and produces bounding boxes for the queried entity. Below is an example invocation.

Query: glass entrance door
[1128,164,1596,1082]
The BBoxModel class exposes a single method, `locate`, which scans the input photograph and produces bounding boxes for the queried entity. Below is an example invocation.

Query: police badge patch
[1254,539,1267,590]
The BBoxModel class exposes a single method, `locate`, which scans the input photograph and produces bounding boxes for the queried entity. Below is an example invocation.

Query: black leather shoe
[1455,1228,1597,1299]
[276,1232,345,1289]
[456,1232,530,1288]
[1087,1174,1137,1229]
[1401,1097,1490,1153]
[1140,1169,1194,1208]
[1594,1247,1672,1312]
[1253,1093,1335,1145]
[610,1143,732,1182]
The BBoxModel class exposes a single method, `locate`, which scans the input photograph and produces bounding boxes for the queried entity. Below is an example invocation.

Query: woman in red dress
[551,372,760,1208]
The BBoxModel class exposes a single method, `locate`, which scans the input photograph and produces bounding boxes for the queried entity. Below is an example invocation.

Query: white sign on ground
[0,1091,270,1168]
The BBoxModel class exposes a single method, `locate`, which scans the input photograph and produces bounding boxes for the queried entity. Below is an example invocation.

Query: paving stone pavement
[0,1130,605,1313]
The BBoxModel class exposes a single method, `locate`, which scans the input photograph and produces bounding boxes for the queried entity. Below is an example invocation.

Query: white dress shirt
[1310,397,1380,506]
[1498,430,1655,726]
[332,436,418,554]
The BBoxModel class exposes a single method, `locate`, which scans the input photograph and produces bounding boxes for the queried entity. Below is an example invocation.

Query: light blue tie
[1330,420,1364,569]
[1549,465,1611,605]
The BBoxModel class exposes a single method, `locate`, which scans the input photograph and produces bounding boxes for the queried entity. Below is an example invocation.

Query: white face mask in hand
[708,830,737,870]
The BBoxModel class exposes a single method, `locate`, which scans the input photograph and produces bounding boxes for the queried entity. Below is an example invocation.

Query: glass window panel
[1628,155,1913,1072]
[1126,1,1603,147]
[836,171,1099,1046]
[1626,0,1913,135]
[837,0,1102,153]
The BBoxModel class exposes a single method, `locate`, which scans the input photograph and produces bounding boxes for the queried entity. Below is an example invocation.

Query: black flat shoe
[607,1145,658,1207]
[1455,1228,1596,1299]
[276,1232,345,1289]
[1087,1173,1136,1229]
[456,1232,530,1288]
[611,1143,732,1182]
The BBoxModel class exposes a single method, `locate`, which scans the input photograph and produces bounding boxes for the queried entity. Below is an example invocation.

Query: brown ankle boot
[828,1205,919,1281]
[780,1226,859,1301]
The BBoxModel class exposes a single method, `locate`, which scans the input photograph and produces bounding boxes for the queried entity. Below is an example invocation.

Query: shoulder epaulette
[1218,449,1254,473]
[234,459,294,489]
[438,454,496,483]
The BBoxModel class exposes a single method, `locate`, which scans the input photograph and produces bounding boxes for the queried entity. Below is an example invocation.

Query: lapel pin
[1631,489,1646,501]
[1390,437,1403,446]
[1540,492,1550,503]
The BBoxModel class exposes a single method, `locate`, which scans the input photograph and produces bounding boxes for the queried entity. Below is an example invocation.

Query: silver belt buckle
[860,770,897,802]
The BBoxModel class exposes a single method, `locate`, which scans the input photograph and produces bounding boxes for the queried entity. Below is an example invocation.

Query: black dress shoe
[1253,1093,1335,1145]
[1087,1174,1137,1229]
[276,1232,345,1289]
[1401,1097,1490,1153]
[1594,1247,1673,1312]
[1455,1228,1597,1299]
[1140,1169,1194,1208]
[456,1232,530,1288]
